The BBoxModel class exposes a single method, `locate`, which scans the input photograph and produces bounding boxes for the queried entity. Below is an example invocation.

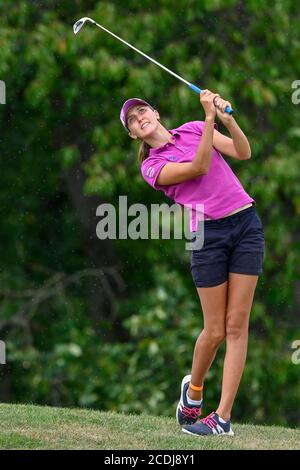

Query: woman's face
[127,105,160,139]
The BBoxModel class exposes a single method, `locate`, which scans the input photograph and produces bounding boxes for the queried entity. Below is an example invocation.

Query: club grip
[188,83,234,115]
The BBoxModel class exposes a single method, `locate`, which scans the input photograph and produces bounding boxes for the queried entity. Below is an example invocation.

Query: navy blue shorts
[190,204,265,288]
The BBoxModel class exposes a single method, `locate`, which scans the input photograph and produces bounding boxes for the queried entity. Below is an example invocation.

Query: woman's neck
[144,124,173,149]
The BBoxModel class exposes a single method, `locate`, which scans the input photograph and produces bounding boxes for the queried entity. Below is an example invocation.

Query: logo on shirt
[146,166,155,178]
[168,155,176,161]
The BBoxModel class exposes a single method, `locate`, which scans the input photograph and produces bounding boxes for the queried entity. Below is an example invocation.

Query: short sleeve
[187,120,218,135]
[141,155,168,190]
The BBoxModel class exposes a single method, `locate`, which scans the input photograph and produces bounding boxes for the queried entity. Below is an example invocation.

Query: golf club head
[73,17,94,35]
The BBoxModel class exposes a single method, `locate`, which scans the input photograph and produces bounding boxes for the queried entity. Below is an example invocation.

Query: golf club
[73,17,233,115]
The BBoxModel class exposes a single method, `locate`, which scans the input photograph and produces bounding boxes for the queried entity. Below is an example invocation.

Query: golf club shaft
[74,18,233,115]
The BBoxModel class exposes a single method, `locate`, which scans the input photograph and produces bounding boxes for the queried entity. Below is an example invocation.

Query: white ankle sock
[186,390,202,406]
[218,416,228,423]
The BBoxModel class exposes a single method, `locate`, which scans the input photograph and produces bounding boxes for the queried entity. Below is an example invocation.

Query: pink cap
[120,98,154,130]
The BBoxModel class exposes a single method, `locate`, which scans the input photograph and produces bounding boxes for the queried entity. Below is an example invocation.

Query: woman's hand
[200,89,220,119]
[214,96,233,125]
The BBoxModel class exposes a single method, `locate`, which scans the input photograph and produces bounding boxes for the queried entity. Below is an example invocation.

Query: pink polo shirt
[140,120,255,232]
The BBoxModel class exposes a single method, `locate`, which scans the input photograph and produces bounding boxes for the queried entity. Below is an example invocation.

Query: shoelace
[201,412,219,430]
[181,406,201,419]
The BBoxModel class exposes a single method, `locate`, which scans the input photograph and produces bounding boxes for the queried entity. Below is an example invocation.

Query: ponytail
[138,140,151,164]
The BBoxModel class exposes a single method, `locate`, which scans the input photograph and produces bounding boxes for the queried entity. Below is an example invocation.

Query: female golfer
[119,91,265,436]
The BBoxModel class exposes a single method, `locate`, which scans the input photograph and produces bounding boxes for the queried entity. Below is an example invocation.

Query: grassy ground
[0,403,299,450]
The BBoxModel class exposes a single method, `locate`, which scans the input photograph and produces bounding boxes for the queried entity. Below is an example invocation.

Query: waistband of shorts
[203,202,256,227]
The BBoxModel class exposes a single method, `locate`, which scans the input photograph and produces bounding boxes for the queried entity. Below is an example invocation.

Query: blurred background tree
[0,0,299,425]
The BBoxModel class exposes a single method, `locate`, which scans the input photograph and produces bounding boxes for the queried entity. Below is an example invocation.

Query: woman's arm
[155,91,221,186]
[213,98,251,160]
[192,115,216,173]
[190,90,220,173]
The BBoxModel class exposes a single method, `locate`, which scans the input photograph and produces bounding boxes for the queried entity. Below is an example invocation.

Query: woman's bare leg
[216,273,259,421]
[188,280,228,401]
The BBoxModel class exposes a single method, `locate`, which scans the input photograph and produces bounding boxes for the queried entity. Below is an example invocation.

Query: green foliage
[0,0,299,427]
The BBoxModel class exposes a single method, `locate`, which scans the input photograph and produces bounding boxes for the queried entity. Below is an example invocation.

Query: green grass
[0,403,299,450]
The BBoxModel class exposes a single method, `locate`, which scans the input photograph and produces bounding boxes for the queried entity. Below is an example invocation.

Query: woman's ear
[128,131,138,140]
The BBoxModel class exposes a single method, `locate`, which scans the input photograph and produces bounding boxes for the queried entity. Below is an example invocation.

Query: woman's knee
[202,328,226,346]
[226,309,250,340]
[226,321,249,340]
